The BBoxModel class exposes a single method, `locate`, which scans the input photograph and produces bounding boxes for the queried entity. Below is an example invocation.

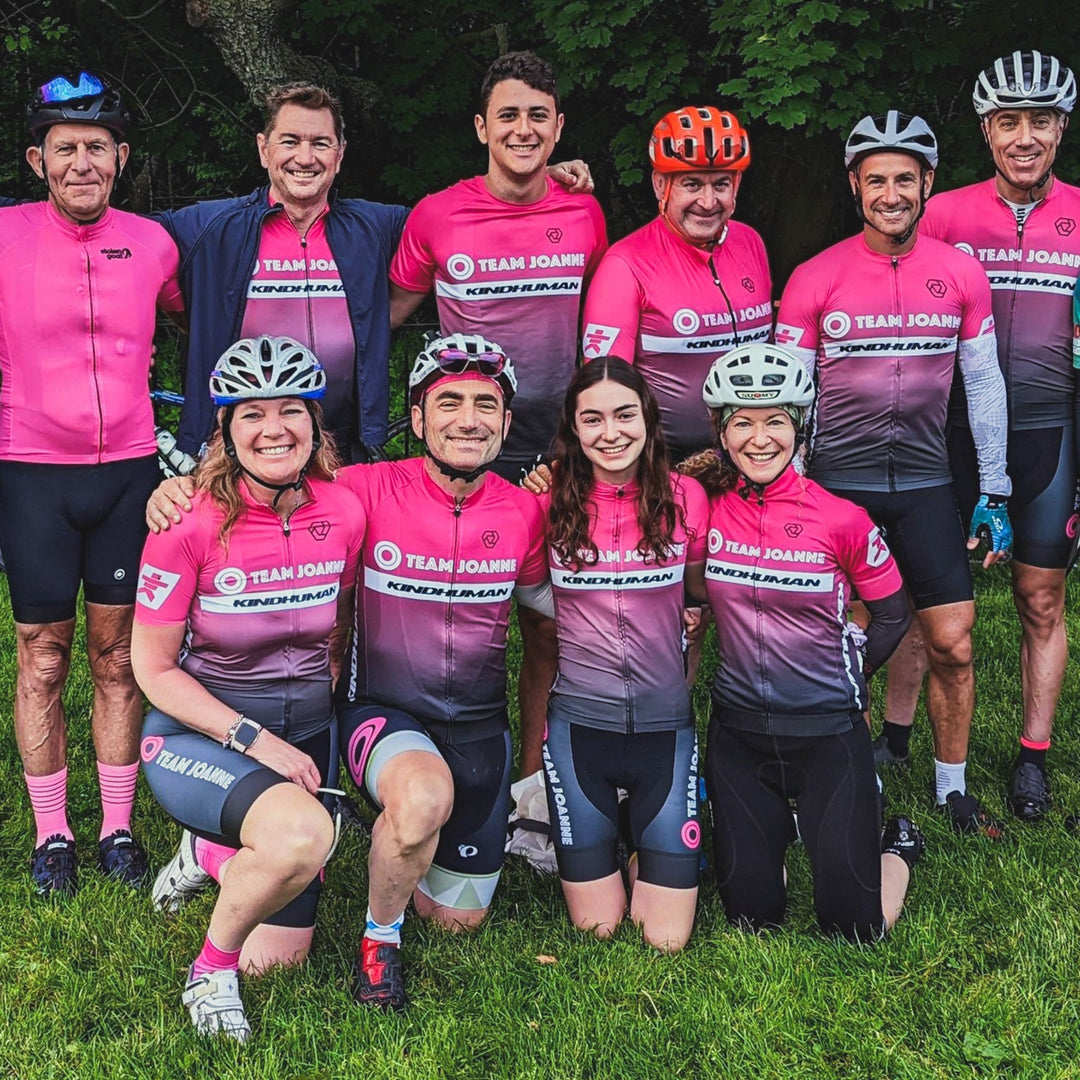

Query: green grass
[3,566,1080,1078]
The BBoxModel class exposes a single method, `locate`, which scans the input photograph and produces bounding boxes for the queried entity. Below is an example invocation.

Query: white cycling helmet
[973,50,1076,116]
[210,335,326,405]
[409,332,517,407]
[703,343,815,427]
[845,111,939,170]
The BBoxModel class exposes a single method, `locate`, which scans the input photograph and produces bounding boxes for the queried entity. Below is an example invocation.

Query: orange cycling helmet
[649,106,751,172]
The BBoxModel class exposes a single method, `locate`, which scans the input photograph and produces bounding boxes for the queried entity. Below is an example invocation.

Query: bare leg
[884,623,928,730]
[630,881,698,953]
[559,872,626,939]
[917,601,975,764]
[1011,562,1067,744]
[14,619,75,775]
[85,602,142,766]
[880,853,911,931]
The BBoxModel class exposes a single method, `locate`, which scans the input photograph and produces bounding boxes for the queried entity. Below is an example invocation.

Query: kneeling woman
[131,337,364,1040]
[543,358,708,951]
[683,342,922,941]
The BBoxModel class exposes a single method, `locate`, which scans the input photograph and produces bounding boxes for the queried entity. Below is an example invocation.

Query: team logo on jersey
[447,253,475,281]
[926,279,947,299]
[546,228,563,243]
[741,277,755,292]
[822,311,852,339]
[784,523,802,538]
[1056,218,1076,236]
[955,242,976,257]
[214,568,248,594]
[482,530,499,549]
[866,526,891,568]
[373,541,403,571]
[582,323,619,358]
[707,528,724,554]
[774,323,801,346]
[309,520,331,541]
[673,308,701,335]
[136,564,181,609]
[100,247,132,260]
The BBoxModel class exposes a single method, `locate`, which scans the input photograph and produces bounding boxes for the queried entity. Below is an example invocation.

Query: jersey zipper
[280,499,305,738]
[707,250,741,348]
[446,499,464,743]
[300,235,316,347]
[1007,211,1026,395]
[887,256,902,492]
[612,488,633,734]
[85,247,105,461]
[753,489,771,726]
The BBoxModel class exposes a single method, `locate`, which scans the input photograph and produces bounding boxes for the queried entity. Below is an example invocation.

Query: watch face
[234,721,260,748]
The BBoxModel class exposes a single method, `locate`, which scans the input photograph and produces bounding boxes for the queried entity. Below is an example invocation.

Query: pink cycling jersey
[390,176,607,467]
[581,217,772,455]
[541,473,707,732]
[338,458,547,741]
[240,203,354,438]
[704,465,902,732]
[134,478,364,737]
[924,177,1080,428]
[0,201,183,464]
[776,233,1006,493]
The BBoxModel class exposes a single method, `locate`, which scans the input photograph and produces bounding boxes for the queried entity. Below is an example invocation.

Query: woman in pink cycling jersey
[682,342,922,940]
[131,336,364,1041]
[540,357,708,951]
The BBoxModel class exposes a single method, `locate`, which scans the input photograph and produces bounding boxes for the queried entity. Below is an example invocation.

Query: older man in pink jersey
[0,72,184,895]
[581,105,773,462]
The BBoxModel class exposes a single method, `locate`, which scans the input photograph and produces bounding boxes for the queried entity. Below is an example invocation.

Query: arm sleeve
[388,200,436,294]
[862,587,911,672]
[514,579,555,618]
[581,252,644,361]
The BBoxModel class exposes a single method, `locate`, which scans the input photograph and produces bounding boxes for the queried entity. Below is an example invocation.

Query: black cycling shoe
[872,734,910,770]
[1009,762,1051,822]
[31,834,78,897]
[940,790,1005,839]
[98,829,150,887]
[352,937,406,1012]
[881,815,925,870]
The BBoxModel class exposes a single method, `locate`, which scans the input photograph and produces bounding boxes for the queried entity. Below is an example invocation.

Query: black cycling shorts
[141,710,336,929]
[340,703,512,911]
[948,424,1076,570]
[543,704,700,890]
[705,713,884,942]
[842,484,972,609]
[0,455,159,623]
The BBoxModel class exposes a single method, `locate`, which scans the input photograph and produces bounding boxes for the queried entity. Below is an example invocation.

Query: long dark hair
[549,358,682,571]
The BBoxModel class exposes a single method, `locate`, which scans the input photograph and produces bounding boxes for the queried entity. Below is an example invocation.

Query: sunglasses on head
[435,348,507,376]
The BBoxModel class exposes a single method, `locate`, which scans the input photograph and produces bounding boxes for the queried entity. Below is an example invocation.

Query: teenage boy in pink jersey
[0,72,184,896]
[581,105,773,461]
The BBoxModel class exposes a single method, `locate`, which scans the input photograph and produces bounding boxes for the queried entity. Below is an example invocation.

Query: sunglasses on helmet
[37,72,105,104]
[434,348,507,377]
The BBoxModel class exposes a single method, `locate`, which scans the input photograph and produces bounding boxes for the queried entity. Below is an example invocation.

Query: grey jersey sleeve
[514,579,555,619]
[958,335,1011,497]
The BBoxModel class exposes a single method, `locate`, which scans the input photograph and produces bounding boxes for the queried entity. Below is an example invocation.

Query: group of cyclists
[1,43,1078,1043]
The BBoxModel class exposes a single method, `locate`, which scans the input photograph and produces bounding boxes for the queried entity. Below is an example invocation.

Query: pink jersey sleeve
[388,198,437,294]
[151,225,185,316]
[956,254,996,341]
[677,474,709,563]
[774,260,824,353]
[516,490,549,587]
[134,505,211,624]
[581,250,644,361]
[832,505,903,601]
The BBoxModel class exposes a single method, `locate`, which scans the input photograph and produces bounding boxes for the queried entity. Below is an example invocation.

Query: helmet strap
[851,166,929,248]
[419,411,503,485]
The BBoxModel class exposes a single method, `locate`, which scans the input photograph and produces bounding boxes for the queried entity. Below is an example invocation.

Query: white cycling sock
[365,908,404,945]
[934,759,966,804]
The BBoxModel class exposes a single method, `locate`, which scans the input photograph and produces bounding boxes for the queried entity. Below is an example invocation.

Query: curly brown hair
[676,412,738,497]
[196,401,341,548]
[548,358,684,571]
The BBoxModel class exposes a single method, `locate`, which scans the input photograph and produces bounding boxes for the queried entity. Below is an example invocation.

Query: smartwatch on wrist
[223,715,263,754]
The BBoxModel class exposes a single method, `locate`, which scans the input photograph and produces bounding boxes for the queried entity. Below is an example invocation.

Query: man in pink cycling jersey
[0,72,184,894]
[581,105,773,461]
[776,112,1011,836]
[388,51,606,826]
[900,52,1077,823]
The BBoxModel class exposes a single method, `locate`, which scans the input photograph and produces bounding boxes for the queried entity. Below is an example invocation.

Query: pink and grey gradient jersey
[704,466,902,735]
[390,176,607,470]
[240,204,355,440]
[0,201,183,464]
[776,233,1009,494]
[134,478,364,739]
[541,473,708,732]
[338,458,548,743]
[581,217,772,457]
[924,177,1080,428]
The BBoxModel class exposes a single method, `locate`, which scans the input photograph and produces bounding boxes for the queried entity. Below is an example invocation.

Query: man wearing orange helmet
[581,106,773,461]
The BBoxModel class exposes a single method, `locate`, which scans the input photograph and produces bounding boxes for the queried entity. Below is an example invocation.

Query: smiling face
[27,122,128,224]
[721,407,797,484]
[850,151,933,253]
[983,107,1066,200]
[256,103,344,211]
[412,376,511,478]
[475,78,563,196]
[572,378,647,486]
[229,397,314,493]
[653,169,741,245]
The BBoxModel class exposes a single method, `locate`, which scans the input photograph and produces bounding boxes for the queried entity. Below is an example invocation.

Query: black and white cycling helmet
[27,71,132,140]
[210,335,326,405]
[409,332,518,407]
[845,111,939,170]
[703,343,815,427]
[973,51,1076,117]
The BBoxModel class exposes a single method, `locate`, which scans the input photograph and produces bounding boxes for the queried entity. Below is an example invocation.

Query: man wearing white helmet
[776,111,1011,836]
[146,332,554,1012]
[919,51,1080,823]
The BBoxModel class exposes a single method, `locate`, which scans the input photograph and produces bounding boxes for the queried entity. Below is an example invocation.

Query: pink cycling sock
[97,761,139,840]
[25,768,73,847]
[194,837,237,883]
[191,932,242,977]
